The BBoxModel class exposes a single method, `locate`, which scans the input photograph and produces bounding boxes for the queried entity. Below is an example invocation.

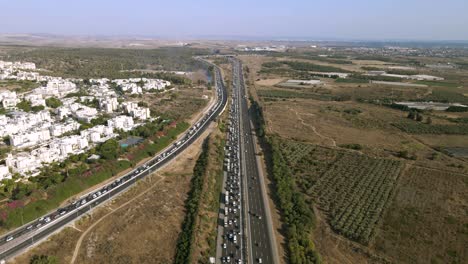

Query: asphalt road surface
[234,59,275,264]
[0,58,227,261]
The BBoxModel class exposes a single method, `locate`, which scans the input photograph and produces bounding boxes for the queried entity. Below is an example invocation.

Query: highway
[235,58,275,264]
[0,58,227,261]
[217,57,277,264]
[219,57,244,263]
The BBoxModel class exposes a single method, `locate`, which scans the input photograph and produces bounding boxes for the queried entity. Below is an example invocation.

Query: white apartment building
[57,103,98,123]
[80,125,115,143]
[121,102,150,120]
[49,119,80,137]
[0,91,20,109]
[6,153,41,175]
[99,97,119,113]
[25,93,46,107]
[9,128,52,148]
[0,165,10,180]
[0,111,52,137]
[16,71,40,81]
[32,78,77,98]
[107,115,135,131]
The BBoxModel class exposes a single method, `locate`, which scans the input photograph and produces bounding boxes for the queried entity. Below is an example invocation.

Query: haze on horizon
[1,0,467,41]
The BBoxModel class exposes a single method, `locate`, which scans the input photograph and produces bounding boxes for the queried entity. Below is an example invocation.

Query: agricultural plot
[309,153,403,244]
[277,139,404,245]
[257,89,341,101]
[278,141,339,191]
[393,121,468,135]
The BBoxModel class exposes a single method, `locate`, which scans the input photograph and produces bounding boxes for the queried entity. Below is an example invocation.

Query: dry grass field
[373,166,467,264]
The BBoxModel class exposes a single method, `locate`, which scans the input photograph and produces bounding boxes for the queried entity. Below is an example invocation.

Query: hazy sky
[1,0,467,40]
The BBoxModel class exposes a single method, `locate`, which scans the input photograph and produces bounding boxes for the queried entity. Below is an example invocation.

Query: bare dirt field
[255,78,283,86]
[10,124,215,264]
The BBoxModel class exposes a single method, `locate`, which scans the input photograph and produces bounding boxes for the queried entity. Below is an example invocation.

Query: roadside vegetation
[249,95,321,264]
[269,138,321,264]
[190,115,227,263]
[174,137,210,264]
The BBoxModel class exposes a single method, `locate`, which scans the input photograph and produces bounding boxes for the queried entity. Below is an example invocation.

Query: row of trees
[270,138,321,264]
[407,110,432,124]
[174,138,210,264]
[249,94,321,263]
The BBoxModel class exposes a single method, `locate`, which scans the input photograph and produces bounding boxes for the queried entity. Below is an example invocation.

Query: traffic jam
[221,59,244,264]
[0,63,227,252]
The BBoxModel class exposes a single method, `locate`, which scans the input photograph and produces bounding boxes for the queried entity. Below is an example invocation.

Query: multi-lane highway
[0,58,227,261]
[233,58,276,264]
[217,57,277,264]
[219,59,244,263]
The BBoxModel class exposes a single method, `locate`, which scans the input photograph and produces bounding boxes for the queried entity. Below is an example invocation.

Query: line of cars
[0,64,227,254]
[231,57,265,264]
[221,58,244,264]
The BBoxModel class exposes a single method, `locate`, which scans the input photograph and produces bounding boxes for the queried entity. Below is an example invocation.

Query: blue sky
[1,0,467,40]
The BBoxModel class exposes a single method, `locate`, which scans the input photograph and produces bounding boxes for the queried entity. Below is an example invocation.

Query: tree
[416,112,423,122]
[138,101,148,107]
[407,111,416,120]
[45,97,63,108]
[29,254,57,264]
[16,100,32,112]
[98,139,120,160]
[426,116,432,124]
[31,105,45,112]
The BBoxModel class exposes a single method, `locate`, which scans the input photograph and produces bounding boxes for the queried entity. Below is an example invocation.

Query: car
[223,243,227,249]
[258,258,262,263]
[6,236,13,242]
[26,225,33,230]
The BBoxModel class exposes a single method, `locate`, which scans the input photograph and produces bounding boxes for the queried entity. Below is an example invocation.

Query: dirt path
[70,175,165,264]
[287,106,337,147]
